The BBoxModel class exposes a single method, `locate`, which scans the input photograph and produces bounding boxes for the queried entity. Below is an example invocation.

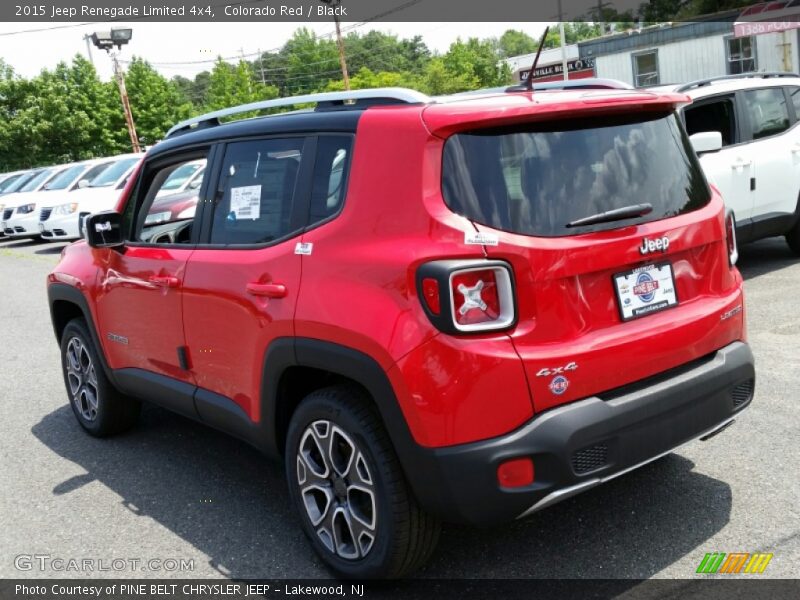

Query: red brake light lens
[451,269,501,325]
[725,212,738,266]
[421,277,440,315]
[497,457,535,488]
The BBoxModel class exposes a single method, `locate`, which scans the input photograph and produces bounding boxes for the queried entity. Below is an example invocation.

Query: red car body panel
[181,244,301,422]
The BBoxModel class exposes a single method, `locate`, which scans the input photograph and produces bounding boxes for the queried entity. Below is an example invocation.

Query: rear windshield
[442,112,711,237]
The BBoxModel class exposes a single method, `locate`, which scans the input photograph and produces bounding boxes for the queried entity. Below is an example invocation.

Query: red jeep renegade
[48,84,755,578]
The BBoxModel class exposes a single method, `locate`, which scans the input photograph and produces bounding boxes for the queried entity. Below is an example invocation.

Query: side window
[210,138,303,245]
[744,88,790,140]
[684,97,737,146]
[129,154,208,245]
[632,50,659,88]
[309,136,353,226]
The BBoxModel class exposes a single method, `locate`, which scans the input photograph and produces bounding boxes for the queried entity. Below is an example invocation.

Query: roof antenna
[525,25,550,92]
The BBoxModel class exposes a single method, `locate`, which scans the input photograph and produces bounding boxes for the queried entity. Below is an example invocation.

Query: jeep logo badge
[640,236,670,255]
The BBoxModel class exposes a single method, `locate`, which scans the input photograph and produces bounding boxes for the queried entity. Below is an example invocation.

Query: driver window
[134,156,208,245]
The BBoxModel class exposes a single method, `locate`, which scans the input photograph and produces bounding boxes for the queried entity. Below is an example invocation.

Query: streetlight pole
[90,29,141,153]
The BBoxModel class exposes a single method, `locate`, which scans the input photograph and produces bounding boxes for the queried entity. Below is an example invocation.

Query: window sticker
[230,185,261,220]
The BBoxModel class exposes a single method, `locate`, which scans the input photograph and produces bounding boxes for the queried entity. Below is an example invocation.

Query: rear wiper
[566,203,653,228]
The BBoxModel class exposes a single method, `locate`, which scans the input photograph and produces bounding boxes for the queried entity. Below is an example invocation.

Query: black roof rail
[165,88,430,138]
[676,71,800,93]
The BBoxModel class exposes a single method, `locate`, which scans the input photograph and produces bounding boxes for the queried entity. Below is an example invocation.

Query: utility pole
[89,29,140,153]
[320,0,350,90]
[557,0,568,81]
[258,48,266,85]
[595,0,612,35]
[82,34,95,67]
[112,52,141,153]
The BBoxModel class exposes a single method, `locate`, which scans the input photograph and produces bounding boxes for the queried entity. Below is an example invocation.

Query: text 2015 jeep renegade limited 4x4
[47,86,755,578]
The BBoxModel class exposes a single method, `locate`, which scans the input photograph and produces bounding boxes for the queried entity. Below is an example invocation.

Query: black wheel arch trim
[261,337,451,513]
[47,282,117,387]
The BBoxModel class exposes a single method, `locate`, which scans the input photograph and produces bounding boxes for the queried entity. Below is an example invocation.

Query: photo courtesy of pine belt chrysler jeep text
[47,83,755,579]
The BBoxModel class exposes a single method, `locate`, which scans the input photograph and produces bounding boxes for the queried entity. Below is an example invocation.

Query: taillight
[416,260,516,333]
[725,211,738,266]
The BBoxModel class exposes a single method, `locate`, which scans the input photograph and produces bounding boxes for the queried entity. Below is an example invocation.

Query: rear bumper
[404,341,754,525]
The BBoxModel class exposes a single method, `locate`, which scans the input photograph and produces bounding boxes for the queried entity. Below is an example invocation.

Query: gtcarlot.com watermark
[14,554,195,573]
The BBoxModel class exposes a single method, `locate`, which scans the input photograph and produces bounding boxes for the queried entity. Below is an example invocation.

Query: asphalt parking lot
[0,235,798,580]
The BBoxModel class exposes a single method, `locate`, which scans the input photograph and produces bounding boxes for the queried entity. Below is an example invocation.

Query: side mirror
[188,178,202,190]
[77,179,90,189]
[84,211,124,248]
[690,131,723,155]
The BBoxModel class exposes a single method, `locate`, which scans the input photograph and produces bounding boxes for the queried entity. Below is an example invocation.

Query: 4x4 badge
[536,362,578,378]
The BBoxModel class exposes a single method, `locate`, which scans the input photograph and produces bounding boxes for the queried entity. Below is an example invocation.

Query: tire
[285,385,440,579]
[60,318,140,437]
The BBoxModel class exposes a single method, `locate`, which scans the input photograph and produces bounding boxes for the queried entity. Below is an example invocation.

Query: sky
[0,21,551,81]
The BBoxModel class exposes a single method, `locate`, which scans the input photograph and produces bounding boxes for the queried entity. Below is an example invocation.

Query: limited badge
[549,375,569,395]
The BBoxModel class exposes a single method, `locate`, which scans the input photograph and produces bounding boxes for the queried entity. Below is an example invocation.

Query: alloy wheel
[296,420,377,560]
[65,336,99,422]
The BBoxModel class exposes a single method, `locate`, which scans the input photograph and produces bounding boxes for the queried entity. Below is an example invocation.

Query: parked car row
[0,154,210,244]
[0,154,141,241]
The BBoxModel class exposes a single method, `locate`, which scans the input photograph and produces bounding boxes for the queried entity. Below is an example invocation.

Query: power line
[114,0,421,68]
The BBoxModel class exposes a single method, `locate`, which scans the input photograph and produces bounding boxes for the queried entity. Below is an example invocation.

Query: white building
[580,19,799,87]
[505,11,800,88]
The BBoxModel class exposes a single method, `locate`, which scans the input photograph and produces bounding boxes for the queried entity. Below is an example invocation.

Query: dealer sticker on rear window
[613,263,678,322]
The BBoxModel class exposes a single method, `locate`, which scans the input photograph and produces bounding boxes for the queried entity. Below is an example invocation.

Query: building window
[632,50,659,87]
[726,36,757,74]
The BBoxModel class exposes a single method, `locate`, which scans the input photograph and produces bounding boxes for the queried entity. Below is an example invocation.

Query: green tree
[324,66,421,92]
[206,58,278,114]
[125,57,194,146]
[441,38,511,90]
[278,28,339,96]
[497,30,540,59]
[0,55,125,168]
[543,23,602,49]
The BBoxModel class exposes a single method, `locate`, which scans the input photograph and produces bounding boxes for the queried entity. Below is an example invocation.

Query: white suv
[656,72,800,253]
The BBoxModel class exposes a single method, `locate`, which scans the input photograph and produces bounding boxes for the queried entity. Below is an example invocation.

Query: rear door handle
[148,275,180,288]
[792,144,800,154]
[246,282,287,298]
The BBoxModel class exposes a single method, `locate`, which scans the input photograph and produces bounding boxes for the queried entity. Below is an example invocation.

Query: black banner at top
[0,0,794,23]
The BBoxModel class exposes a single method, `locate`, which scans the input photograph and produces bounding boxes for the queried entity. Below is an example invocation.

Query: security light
[90,28,133,51]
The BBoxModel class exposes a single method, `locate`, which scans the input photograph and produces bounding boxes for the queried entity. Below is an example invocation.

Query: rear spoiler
[422,91,692,138]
